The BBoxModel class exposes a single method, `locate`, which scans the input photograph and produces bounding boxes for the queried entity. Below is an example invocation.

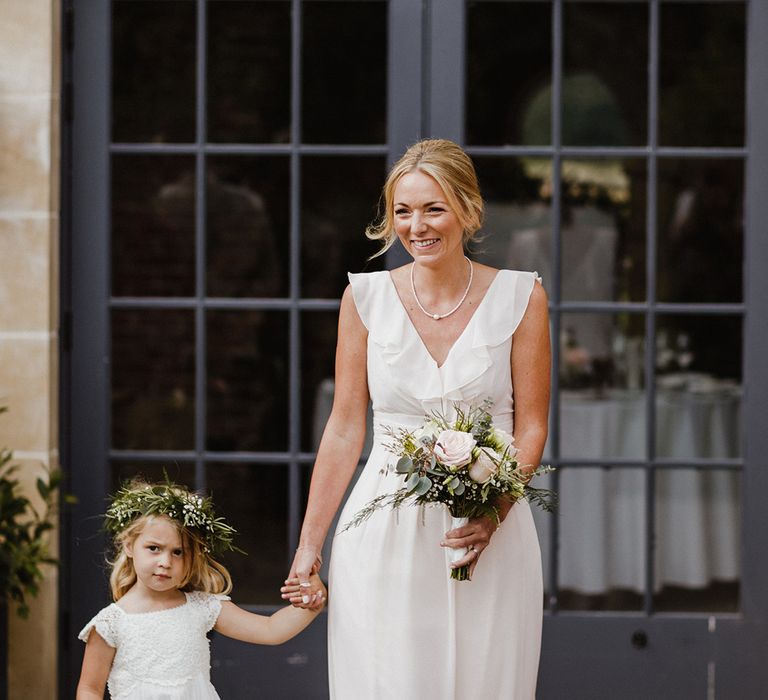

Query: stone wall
[0,1,61,698]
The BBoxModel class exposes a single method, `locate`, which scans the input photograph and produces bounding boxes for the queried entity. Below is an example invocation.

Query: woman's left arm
[443,281,551,575]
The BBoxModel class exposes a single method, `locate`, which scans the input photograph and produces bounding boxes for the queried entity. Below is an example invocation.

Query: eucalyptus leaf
[396,456,413,474]
[414,476,433,496]
[405,472,420,492]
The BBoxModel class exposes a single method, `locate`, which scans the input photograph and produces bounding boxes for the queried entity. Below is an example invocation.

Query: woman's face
[392,170,464,265]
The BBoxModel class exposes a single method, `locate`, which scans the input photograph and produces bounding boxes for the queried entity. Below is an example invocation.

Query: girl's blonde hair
[365,138,484,257]
[107,480,234,601]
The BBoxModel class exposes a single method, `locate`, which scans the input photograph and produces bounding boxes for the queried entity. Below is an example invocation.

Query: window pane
[301,311,338,452]
[659,2,746,147]
[112,1,196,143]
[654,469,739,612]
[557,313,647,461]
[466,2,551,145]
[207,311,289,452]
[110,462,196,493]
[472,157,553,293]
[563,2,647,146]
[112,155,196,297]
[558,467,645,612]
[561,159,646,302]
[657,159,743,303]
[208,463,288,605]
[301,1,387,144]
[112,309,195,450]
[208,1,291,143]
[207,156,290,298]
[655,315,742,460]
[301,157,385,298]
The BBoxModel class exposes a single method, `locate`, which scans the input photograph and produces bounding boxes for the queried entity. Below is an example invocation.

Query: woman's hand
[441,515,499,579]
[284,544,323,608]
[280,573,326,610]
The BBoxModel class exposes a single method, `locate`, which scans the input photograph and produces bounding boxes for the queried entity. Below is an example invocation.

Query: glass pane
[654,469,739,612]
[112,1,196,143]
[301,157,386,298]
[301,1,387,144]
[561,159,646,302]
[110,462,195,493]
[472,158,553,293]
[208,1,291,143]
[112,155,196,297]
[563,2,647,146]
[558,467,645,611]
[301,311,338,452]
[659,2,746,147]
[207,156,290,298]
[208,463,288,605]
[112,310,195,450]
[557,313,646,460]
[466,2,551,145]
[207,311,289,452]
[657,159,743,303]
[655,315,742,460]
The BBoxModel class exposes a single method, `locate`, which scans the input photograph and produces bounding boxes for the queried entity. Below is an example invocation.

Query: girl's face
[393,170,464,265]
[125,516,187,596]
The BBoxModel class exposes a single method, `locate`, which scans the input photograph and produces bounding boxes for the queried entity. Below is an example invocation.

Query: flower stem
[450,564,471,581]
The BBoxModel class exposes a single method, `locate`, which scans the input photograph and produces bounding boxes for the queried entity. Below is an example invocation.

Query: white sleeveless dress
[328,269,544,700]
[79,590,228,699]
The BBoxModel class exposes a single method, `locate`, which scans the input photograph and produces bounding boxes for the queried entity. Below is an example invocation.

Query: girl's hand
[286,544,323,608]
[281,574,326,610]
[441,515,499,579]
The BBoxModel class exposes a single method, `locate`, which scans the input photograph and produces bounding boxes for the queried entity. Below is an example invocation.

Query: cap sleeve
[78,605,121,648]
[188,591,232,631]
[474,270,543,348]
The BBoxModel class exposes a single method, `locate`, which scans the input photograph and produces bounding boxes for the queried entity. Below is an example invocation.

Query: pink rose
[434,430,476,468]
[468,448,499,483]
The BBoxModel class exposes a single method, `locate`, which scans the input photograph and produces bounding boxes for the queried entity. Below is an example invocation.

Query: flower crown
[105,477,239,555]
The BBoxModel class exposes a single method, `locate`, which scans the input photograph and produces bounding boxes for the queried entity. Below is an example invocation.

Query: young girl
[77,478,326,700]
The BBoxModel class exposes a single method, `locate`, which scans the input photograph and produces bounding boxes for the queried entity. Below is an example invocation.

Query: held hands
[441,515,499,580]
[281,573,326,610]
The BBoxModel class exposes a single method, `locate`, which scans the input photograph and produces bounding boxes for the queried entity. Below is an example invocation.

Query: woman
[287,139,551,698]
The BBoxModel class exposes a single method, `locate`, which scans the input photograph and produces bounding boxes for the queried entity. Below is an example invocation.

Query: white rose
[413,423,439,443]
[468,448,500,483]
[433,430,477,468]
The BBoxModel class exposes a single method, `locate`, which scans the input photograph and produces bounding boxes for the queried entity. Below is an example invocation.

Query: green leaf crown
[104,477,238,555]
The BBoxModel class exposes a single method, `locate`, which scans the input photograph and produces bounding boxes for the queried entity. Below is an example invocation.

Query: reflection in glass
[112,155,196,297]
[557,468,645,612]
[654,469,739,612]
[562,2,647,146]
[472,158,552,293]
[660,3,745,147]
[110,462,195,493]
[302,2,386,144]
[208,463,288,604]
[301,157,386,298]
[657,159,743,304]
[112,310,195,450]
[655,315,742,460]
[466,2,551,145]
[301,312,338,453]
[208,2,291,143]
[207,157,289,298]
[556,313,646,461]
[206,311,289,452]
[112,1,196,143]
[561,159,646,302]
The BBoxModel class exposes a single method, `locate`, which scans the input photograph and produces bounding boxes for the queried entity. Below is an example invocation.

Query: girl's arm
[215,576,327,645]
[288,285,370,585]
[76,631,116,699]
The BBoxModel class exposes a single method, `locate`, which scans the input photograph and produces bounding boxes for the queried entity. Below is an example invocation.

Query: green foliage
[0,407,68,619]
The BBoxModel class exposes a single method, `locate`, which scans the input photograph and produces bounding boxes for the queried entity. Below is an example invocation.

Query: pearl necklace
[410,256,474,321]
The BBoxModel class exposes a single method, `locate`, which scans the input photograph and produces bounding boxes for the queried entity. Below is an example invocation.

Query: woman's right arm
[288,284,370,589]
[76,631,115,699]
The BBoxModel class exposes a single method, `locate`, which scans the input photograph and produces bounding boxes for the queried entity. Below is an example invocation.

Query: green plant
[0,407,66,618]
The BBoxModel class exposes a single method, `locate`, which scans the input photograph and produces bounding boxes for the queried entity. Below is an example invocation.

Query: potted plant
[0,406,65,700]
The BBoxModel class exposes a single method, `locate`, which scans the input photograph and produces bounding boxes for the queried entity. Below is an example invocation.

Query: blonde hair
[108,508,233,602]
[365,139,484,257]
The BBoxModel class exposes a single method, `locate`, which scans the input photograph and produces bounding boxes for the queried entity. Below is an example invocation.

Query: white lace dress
[328,269,544,699]
[79,590,228,699]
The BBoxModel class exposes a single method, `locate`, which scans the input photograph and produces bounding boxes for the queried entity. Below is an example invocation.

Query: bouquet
[341,399,556,580]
